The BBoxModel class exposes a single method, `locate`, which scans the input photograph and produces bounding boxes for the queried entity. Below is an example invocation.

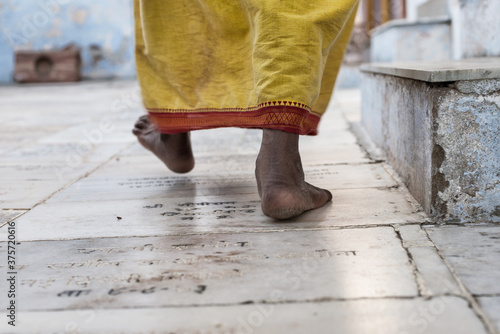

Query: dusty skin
[133,116,332,219]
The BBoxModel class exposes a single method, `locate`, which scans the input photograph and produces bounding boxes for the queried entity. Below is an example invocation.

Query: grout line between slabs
[393,226,429,297]
[0,143,135,230]
[422,228,499,334]
[2,222,429,243]
[17,294,470,313]
[474,294,500,298]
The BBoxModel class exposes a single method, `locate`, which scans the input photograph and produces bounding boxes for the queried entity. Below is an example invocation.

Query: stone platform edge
[360,58,500,83]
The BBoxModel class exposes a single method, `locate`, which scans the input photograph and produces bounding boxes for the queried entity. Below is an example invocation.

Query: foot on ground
[132,115,195,173]
[255,129,332,219]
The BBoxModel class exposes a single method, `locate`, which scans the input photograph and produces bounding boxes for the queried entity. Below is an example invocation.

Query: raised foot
[132,115,195,173]
[256,129,332,220]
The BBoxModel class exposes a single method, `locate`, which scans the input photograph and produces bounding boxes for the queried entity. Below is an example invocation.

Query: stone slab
[0,162,98,209]
[396,225,462,295]
[56,161,393,197]
[0,143,127,166]
[38,121,137,145]
[0,179,63,210]
[12,186,424,242]
[361,58,500,82]
[370,18,451,63]
[94,147,370,180]
[478,297,500,334]
[397,224,434,248]
[0,209,26,228]
[408,247,463,296]
[0,228,417,311]
[332,89,362,124]
[46,159,393,200]
[0,126,67,154]
[425,226,500,295]
[0,297,487,334]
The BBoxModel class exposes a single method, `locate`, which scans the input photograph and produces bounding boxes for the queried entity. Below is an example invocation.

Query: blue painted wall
[0,0,136,83]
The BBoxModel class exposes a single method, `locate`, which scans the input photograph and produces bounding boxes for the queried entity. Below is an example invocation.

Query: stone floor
[0,81,498,334]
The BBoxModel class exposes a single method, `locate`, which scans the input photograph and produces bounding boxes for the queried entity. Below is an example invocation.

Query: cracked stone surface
[361,72,500,223]
[0,82,497,333]
[425,226,500,296]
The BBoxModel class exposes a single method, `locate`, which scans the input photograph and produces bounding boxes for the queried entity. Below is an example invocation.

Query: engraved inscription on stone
[11,228,417,311]
[160,201,261,220]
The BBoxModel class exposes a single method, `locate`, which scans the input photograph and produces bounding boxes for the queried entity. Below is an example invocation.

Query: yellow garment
[134,0,358,135]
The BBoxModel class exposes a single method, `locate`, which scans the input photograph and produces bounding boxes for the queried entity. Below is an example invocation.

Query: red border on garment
[147,105,320,135]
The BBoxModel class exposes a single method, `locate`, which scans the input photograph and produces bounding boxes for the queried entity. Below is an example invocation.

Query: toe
[134,119,148,129]
[325,189,333,202]
[307,183,333,208]
[132,128,142,136]
[134,122,146,130]
[134,115,150,128]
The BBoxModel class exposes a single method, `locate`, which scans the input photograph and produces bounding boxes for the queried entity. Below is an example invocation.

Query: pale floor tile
[0,180,65,209]
[38,121,139,145]
[332,89,362,123]
[0,126,67,152]
[0,143,129,165]
[397,225,435,248]
[0,297,487,334]
[425,226,500,296]
[12,186,425,241]
[2,104,120,127]
[299,144,370,165]
[478,297,500,333]
[0,145,14,156]
[0,142,131,210]
[0,209,26,227]
[122,141,370,169]
[0,228,417,312]
[407,247,463,296]
[43,158,397,201]
[60,156,395,191]
[0,80,139,103]
[396,225,462,295]
[0,162,100,209]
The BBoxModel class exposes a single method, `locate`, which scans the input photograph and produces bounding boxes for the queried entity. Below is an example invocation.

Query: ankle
[256,129,305,187]
[261,129,299,152]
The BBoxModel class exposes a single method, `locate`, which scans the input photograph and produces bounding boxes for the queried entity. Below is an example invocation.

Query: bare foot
[132,115,195,173]
[255,129,332,219]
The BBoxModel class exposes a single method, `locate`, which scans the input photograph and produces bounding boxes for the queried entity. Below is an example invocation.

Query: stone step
[360,58,500,223]
[370,17,451,63]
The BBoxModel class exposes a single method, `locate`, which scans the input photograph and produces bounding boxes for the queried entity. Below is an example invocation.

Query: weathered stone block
[449,0,500,59]
[370,18,451,63]
[361,60,500,223]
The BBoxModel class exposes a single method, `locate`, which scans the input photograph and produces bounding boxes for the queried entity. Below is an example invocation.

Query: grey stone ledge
[360,58,500,83]
[371,16,451,36]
